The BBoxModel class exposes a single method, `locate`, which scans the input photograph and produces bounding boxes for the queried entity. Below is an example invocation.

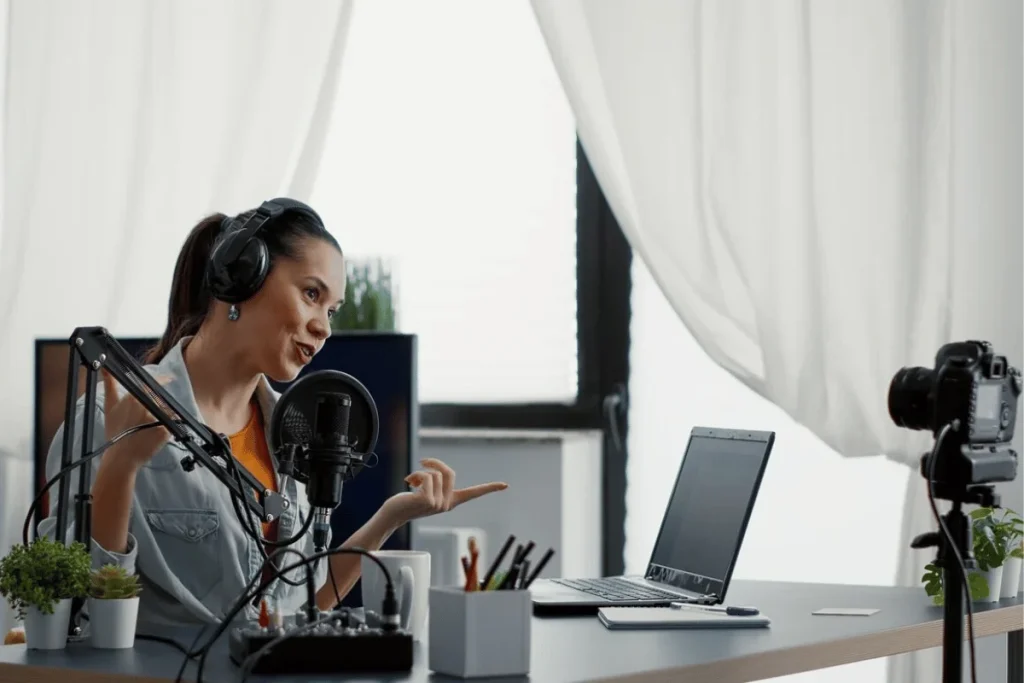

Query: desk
[1,581,1021,683]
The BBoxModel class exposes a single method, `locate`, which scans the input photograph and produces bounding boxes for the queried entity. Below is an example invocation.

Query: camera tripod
[911,482,998,683]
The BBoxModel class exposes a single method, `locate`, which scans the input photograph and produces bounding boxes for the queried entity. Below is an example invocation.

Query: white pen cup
[428,586,531,678]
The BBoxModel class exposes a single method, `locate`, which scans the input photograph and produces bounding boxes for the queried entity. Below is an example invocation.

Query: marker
[479,534,515,591]
[522,548,555,589]
[670,602,759,616]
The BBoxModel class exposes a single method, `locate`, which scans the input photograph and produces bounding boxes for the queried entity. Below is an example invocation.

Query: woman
[38,198,507,626]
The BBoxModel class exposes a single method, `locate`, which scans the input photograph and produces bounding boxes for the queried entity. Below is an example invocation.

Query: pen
[522,548,554,589]
[670,602,760,616]
[517,561,531,590]
[479,534,515,591]
[515,541,535,565]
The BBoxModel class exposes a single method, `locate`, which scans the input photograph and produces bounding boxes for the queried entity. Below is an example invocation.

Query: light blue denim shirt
[37,336,329,626]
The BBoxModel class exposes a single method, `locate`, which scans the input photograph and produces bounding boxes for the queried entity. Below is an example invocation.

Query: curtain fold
[0,0,353,634]
[531,1,1021,681]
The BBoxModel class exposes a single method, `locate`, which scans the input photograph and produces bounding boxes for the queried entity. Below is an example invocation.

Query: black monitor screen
[651,430,770,589]
[34,332,417,607]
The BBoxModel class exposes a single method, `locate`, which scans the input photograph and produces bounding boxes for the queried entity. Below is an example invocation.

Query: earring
[228,304,240,321]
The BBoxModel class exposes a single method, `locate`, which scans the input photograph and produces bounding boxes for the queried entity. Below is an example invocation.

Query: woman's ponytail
[144,213,224,364]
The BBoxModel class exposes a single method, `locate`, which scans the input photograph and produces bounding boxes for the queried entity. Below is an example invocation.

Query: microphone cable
[24,421,170,545]
[189,545,396,683]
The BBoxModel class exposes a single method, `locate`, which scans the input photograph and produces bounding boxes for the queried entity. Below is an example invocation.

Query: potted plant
[995,508,1023,599]
[967,507,1005,603]
[331,256,398,332]
[0,537,91,649]
[921,561,989,606]
[87,564,142,649]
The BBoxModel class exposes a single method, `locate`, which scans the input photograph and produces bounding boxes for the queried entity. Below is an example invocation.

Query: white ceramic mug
[361,550,430,640]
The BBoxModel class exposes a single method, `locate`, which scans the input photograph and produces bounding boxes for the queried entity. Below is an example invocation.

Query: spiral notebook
[597,606,771,630]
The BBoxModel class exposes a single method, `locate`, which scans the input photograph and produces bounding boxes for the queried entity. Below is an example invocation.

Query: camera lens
[888,367,933,431]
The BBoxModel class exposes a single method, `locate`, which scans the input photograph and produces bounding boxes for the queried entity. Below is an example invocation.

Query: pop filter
[270,369,380,483]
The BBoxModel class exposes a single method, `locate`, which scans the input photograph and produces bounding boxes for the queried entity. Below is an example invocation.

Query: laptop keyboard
[551,577,680,602]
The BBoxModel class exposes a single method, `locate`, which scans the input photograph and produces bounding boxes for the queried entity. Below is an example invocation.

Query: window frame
[420,140,632,576]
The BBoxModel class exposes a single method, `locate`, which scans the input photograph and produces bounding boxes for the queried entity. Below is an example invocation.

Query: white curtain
[0,0,353,634]
[530,1,1022,681]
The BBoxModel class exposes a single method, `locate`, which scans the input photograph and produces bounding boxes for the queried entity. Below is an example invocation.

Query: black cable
[24,421,167,546]
[221,445,314,588]
[174,624,212,683]
[189,545,319,683]
[327,555,342,607]
[926,421,978,683]
[238,612,334,683]
[193,546,395,683]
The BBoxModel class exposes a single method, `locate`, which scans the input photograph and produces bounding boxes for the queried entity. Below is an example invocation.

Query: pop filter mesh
[270,370,380,480]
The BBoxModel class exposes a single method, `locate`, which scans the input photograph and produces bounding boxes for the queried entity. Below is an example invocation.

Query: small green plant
[970,506,1020,569]
[999,508,1024,560]
[330,257,397,332]
[0,538,91,619]
[923,507,1024,605]
[89,564,142,600]
[921,562,989,605]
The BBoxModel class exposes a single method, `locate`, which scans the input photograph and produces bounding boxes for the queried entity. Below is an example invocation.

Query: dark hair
[145,208,342,364]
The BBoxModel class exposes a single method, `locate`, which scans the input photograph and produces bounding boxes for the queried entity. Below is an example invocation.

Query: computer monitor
[33,332,417,605]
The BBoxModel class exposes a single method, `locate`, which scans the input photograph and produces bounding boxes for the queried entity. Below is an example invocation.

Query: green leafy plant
[330,257,397,332]
[89,564,142,600]
[925,507,1024,604]
[0,538,91,619]
[970,506,1021,569]
[921,562,989,605]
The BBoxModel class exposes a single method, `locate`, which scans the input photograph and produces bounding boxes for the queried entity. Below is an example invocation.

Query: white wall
[412,430,603,581]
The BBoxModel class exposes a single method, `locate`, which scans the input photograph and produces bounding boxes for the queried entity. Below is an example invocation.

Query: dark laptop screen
[645,428,773,601]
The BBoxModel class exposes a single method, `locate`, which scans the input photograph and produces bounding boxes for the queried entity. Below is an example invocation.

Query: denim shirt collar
[153,335,281,427]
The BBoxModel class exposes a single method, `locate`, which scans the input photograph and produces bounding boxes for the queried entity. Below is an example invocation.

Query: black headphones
[206,197,325,304]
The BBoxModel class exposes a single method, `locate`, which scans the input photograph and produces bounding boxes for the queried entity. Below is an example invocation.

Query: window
[310,0,578,406]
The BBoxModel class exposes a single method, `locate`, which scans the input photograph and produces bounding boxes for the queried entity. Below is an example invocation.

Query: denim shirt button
[187,528,197,538]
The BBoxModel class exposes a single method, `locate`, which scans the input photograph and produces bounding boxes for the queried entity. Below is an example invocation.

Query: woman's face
[237,236,346,382]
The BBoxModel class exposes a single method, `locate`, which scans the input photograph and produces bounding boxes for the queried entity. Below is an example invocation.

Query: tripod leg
[1009,629,1022,683]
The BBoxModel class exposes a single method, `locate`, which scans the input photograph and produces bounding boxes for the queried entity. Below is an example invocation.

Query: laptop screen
[644,427,774,602]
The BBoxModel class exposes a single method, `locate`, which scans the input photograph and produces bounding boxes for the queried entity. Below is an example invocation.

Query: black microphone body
[307,392,356,551]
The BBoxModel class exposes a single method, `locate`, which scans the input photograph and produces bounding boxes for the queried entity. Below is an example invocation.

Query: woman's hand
[101,369,173,468]
[380,458,508,529]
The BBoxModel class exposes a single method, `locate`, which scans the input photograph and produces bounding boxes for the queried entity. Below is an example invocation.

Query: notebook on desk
[597,606,771,630]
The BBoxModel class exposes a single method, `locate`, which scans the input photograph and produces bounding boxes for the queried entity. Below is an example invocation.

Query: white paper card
[812,608,880,616]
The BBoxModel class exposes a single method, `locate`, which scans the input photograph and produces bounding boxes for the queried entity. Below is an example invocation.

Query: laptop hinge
[672,592,718,606]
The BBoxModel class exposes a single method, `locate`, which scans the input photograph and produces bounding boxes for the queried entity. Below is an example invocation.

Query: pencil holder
[428,586,531,678]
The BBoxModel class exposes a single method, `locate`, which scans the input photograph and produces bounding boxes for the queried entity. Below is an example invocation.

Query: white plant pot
[87,597,139,649]
[23,599,71,650]
[999,556,1022,599]
[969,565,1003,603]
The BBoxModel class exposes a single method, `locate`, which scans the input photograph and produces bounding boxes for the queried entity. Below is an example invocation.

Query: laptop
[530,427,774,616]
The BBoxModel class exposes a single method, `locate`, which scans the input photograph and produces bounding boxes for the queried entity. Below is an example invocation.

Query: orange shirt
[229,403,278,540]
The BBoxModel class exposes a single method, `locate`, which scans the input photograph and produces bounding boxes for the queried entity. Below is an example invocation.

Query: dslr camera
[888,340,1021,494]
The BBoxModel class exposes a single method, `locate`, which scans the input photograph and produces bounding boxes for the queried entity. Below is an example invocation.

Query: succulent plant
[89,564,142,600]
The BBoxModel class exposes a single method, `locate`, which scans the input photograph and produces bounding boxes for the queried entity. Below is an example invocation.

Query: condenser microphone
[307,391,357,551]
[270,368,380,553]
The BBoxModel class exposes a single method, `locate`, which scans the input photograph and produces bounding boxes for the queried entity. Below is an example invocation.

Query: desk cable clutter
[28,327,414,680]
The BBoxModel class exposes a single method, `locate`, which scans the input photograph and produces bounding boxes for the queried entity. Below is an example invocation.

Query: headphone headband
[219,198,323,263]
[207,197,325,305]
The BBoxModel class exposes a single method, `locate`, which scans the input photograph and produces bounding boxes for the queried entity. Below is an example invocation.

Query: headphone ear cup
[207,233,270,304]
